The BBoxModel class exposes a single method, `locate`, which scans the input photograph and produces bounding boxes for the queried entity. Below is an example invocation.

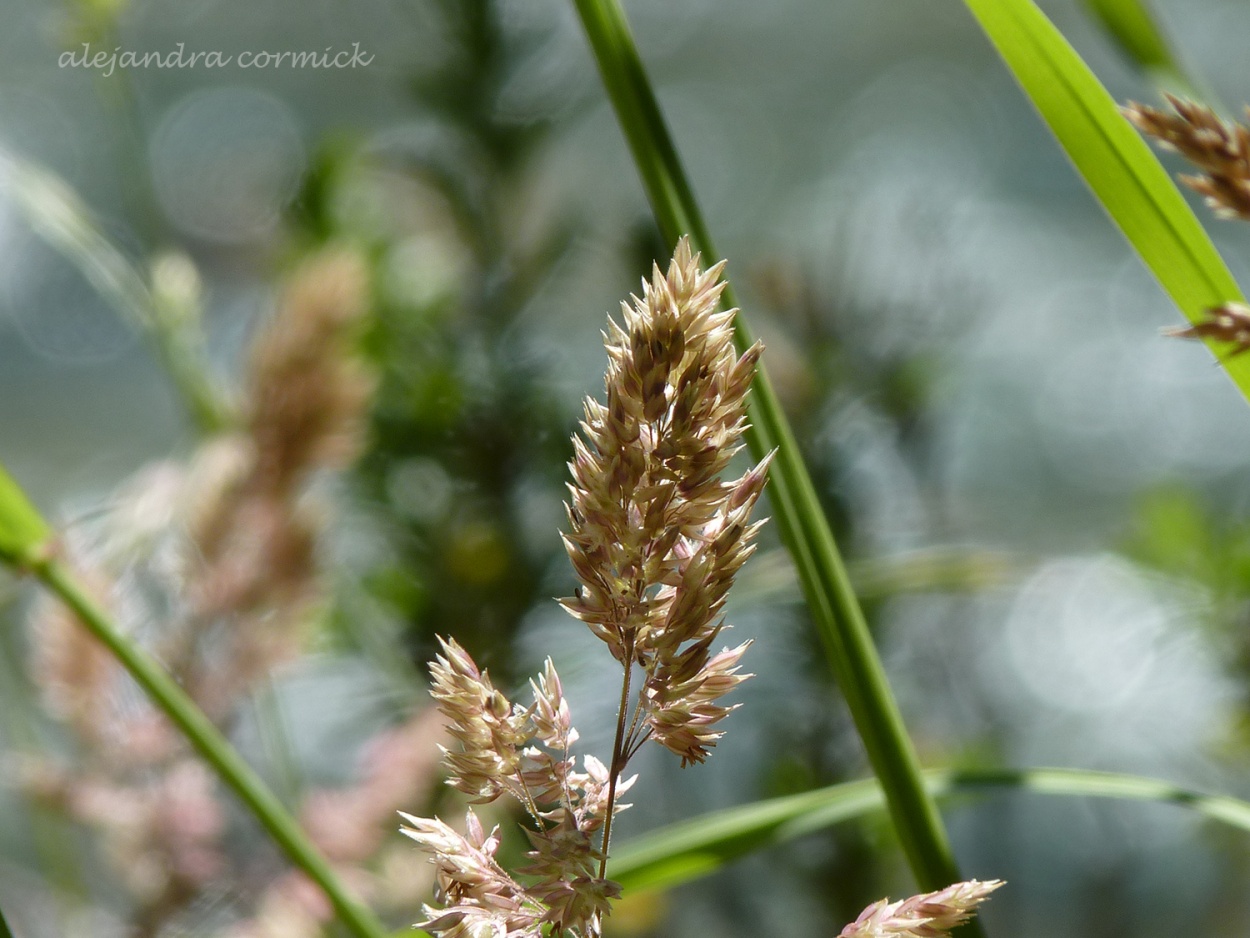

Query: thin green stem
[623,692,648,759]
[599,631,636,880]
[27,559,389,938]
[147,313,234,435]
[570,0,973,910]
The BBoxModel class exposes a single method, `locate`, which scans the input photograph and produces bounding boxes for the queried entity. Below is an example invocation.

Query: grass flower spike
[837,880,1003,938]
[402,238,769,937]
[402,637,628,937]
[1124,95,1250,220]
[1161,301,1250,357]
[562,235,770,769]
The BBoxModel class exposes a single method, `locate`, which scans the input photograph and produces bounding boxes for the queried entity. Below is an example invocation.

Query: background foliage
[6,0,1250,936]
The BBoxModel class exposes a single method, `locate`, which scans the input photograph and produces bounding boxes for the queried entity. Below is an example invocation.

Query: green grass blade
[571,0,968,898]
[0,465,386,938]
[30,561,389,938]
[610,767,1250,892]
[610,777,888,892]
[1077,0,1193,92]
[0,902,14,938]
[961,0,1250,400]
[1077,0,1215,105]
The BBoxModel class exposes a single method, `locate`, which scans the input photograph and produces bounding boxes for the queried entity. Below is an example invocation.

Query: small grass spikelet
[403,637,628,938]
[1124,95,1250,220]
[1162,301,1250,358]
[837,880,1004,938]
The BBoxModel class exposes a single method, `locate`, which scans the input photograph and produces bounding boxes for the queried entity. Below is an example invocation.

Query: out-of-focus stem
[25,558,388,938]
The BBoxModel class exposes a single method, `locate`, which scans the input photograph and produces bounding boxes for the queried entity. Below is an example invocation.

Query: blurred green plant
[1078,0,1203,98]
[289,1,577,677]
[612,766,1250,892]
[0,465,50,569]
[3,156,230,433]
[1124,487,1250,744]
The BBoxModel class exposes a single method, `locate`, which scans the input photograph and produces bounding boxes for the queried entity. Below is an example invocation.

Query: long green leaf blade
[570,0,968,900]
[1079,0,1213,103]
[610,767,1250,892]
[1079,0,1179,78]
[961,0,1250,400]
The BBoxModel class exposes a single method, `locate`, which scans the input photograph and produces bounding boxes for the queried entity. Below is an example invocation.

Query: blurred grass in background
[6,0,1250,935]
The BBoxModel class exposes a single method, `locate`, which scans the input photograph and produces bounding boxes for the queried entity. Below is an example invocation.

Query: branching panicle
[428,636,530,803]
[404,638,627,937]
[401,239,768,937]
[561,236,771,768]
[399,811,543,938]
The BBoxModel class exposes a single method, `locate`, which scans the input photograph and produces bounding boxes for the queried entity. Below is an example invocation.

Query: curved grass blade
[1081,0,1171,71]
[1077,0,1198,97]
[960,0,1250,402]
[0,902,14,938]
[610,767,1250,892]
[0,463,388,938]
[610,776,889,892]
[570,0,968,899]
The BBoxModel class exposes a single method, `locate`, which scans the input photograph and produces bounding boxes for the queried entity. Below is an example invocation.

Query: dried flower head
[247,249,374,495]
[837,880,1004,938]
[403,637,627,938]
[561,234,771,767]
[402,239,769,938]
[400,811,544,938]
[1124,95,1250,220]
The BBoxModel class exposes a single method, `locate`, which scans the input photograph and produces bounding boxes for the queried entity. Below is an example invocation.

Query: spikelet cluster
[561,235,771,766]
[401,239,769,937]
[183,248,373,714]
[1123,99,1250,356]
[837,880,1003,938]
[1161,301,1250,357]
[401,637,629,938]
[1125,95,1250,220]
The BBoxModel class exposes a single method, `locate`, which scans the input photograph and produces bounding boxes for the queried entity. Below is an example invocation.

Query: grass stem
[27,558,389,938]
[599,631,636,880]
[570,0,976,914]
